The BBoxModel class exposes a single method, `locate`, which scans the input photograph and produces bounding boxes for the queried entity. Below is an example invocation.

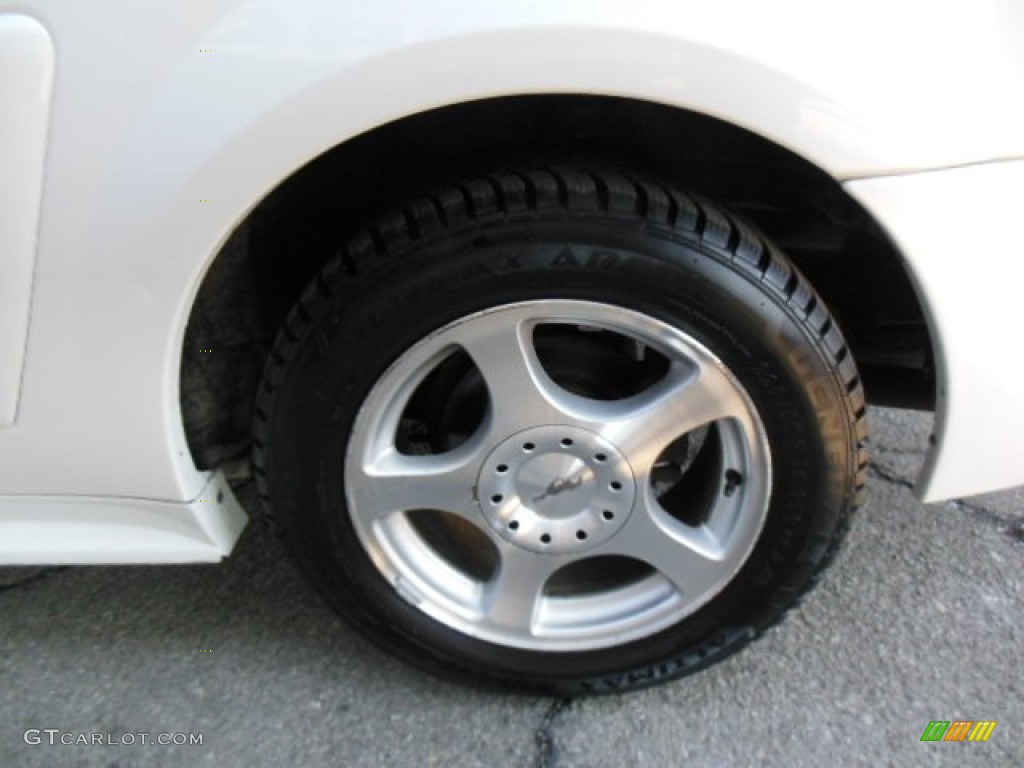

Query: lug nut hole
[523,442,535,452]
[594,452,607,462]
[602,510,615,521]
[724,469,743,497]
[610,481,622,491]
[508,520,520,531]
[496,464,509,474]
[561,438,574,447]
[491,494,503,504]
[540,533,552,544]
[576,530,588,541]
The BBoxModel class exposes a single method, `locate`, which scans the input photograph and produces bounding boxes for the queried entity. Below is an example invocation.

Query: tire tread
[252,165,869,695]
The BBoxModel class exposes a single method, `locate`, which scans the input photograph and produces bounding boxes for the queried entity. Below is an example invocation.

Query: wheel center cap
[478,426,636,554]
[518,454,594,518]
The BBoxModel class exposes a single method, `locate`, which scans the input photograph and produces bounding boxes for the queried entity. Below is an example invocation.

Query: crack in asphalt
[0,566,68,592]
[869,461,1024,544]
[867,461,915,490]
[947,497,1024,543]
[533,698,572,768]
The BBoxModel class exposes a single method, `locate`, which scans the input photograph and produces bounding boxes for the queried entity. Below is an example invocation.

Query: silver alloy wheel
[345,300,772,652]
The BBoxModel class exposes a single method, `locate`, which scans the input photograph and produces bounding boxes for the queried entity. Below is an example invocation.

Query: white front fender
[847,160,1024,501]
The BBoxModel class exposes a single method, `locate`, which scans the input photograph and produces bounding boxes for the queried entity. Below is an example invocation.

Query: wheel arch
[179,94,936,478]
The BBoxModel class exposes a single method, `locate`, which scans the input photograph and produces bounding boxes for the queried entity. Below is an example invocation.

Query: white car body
[1,1,1023,563]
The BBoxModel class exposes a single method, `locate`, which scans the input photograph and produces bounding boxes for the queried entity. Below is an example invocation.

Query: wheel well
[181,94,935,469]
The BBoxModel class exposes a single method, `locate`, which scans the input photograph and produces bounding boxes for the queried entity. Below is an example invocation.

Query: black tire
[253,168,868,695]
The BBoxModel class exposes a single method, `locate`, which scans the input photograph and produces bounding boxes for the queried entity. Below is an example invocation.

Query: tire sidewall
[263,218,857,691]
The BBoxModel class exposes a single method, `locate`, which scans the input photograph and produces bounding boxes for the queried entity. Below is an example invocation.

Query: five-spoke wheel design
[345,301,771,651]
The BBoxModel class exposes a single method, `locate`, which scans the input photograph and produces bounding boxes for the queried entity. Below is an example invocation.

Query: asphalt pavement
[2,408,1021,767]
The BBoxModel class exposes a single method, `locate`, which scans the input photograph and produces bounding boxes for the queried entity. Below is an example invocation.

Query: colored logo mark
[920,720,996,742]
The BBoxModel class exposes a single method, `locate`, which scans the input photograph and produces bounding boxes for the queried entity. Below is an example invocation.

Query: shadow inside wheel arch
[180,94,935,473]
